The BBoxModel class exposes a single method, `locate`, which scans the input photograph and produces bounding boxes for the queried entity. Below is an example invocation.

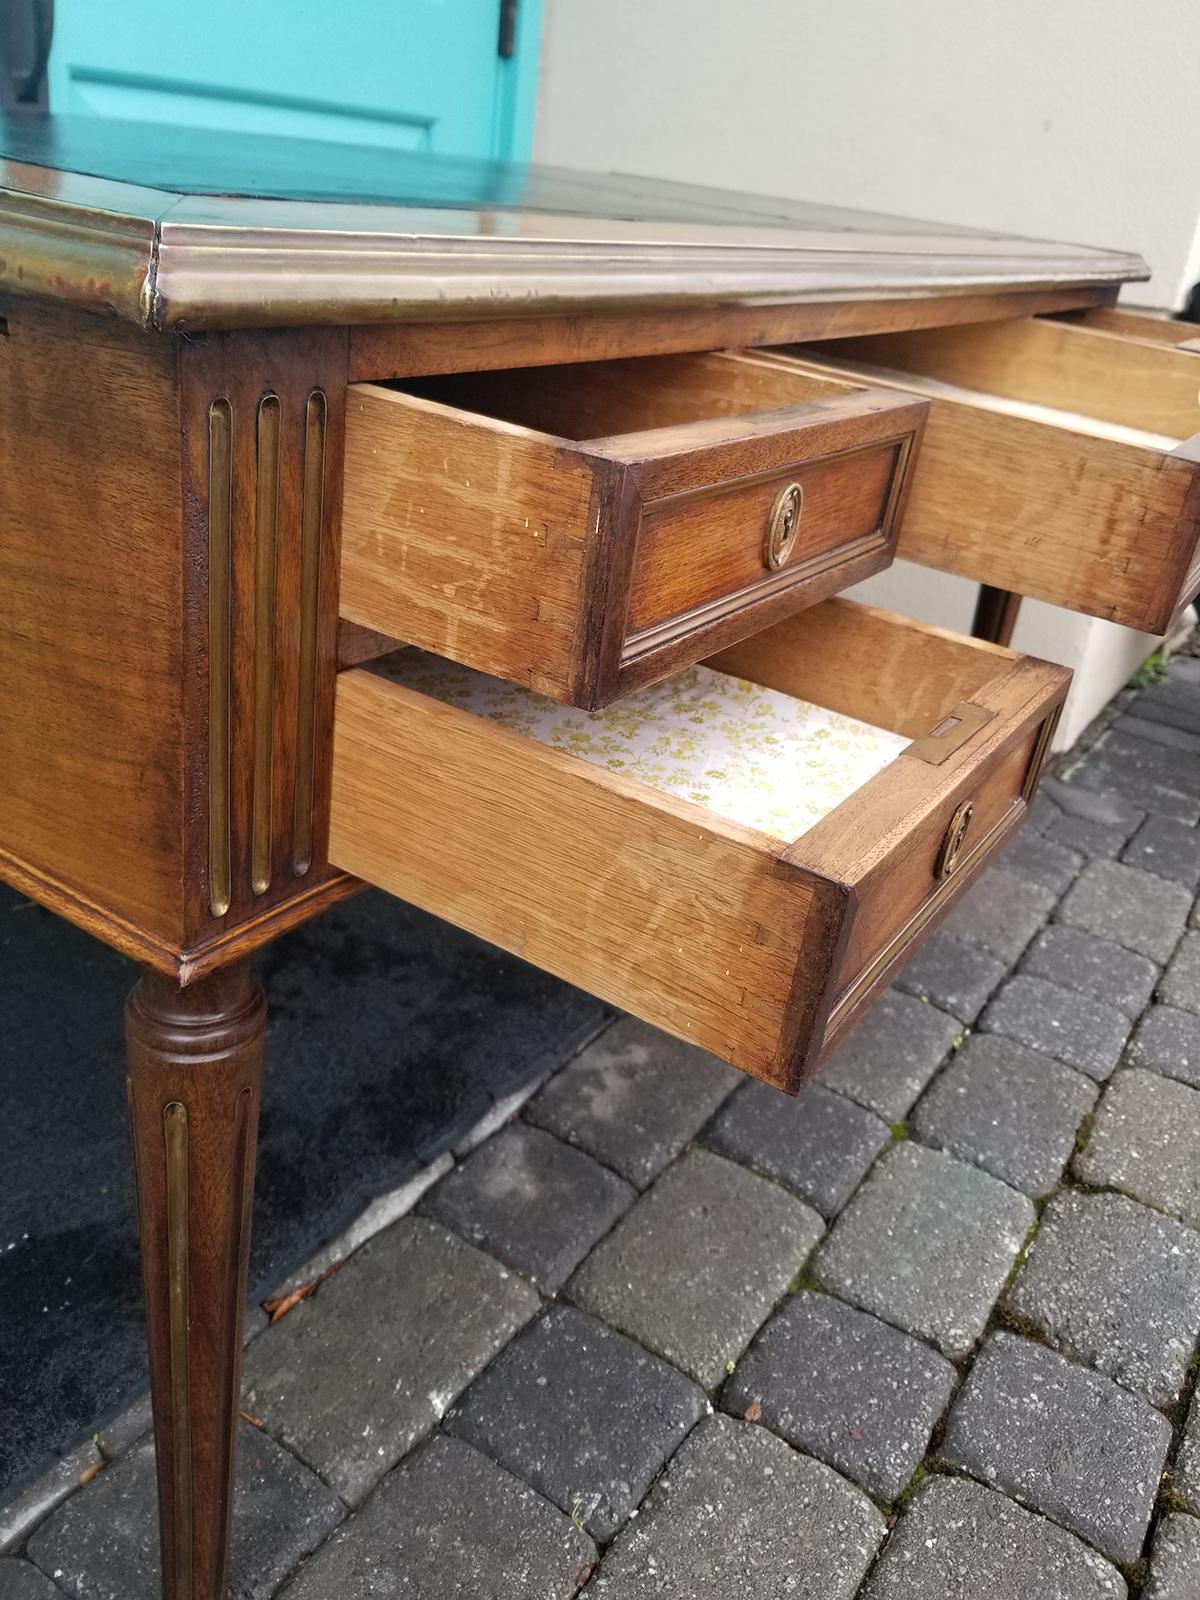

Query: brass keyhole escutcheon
[764,481,804,571]
[937,800,975,879]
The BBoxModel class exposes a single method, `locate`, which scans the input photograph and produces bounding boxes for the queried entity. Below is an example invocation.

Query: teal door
[47,0,541,161]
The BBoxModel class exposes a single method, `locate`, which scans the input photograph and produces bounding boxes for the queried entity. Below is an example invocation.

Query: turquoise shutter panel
[47,0,541,162]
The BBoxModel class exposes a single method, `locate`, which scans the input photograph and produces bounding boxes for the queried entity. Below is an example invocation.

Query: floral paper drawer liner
[380,651,909,841]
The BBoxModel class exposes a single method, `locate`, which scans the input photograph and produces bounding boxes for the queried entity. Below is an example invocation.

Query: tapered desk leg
[125,961,266,1600]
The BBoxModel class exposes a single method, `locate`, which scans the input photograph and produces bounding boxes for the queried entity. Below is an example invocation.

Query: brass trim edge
[292,390,327,877]
[152,231,1148,331]
[251,395,280,897]
[163,1100,193,1600]
[207,400,233,918]
[0,183,155,322]
[0,167,1148,330]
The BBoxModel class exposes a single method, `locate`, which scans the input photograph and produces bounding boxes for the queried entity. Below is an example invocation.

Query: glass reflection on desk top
[0,107,1005,239]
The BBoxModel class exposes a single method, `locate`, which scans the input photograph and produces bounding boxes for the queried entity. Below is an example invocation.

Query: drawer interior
[330,599,1067,1090]
[803,317,1200,439]
[371,647,912,843]
[1057,306,1200,353]
[730,329,1200,635]
[395,353,875,439]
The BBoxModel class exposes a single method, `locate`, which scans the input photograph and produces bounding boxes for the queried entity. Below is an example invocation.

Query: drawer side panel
[340,385,598,700]
[769,348,1200,634]
[328,668,836,1084]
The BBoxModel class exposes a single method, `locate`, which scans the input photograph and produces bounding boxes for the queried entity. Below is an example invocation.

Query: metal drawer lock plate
[908,702,995,764]
[764,480,804,570]
[936,799,975,879]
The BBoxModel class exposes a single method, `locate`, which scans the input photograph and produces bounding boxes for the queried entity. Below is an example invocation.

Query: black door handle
[1,0,53,108]
[497,0,518,58]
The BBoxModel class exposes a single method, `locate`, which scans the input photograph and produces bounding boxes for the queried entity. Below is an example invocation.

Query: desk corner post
[125,960,267,1600]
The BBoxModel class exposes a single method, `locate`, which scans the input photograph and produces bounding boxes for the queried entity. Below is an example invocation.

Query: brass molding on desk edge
[146,246,1150,333]
[0,845,363,982]
[0,176,1149,331]
[0,202,153,324]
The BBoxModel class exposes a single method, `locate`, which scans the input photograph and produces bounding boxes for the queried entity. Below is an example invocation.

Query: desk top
[0,111,1148,331]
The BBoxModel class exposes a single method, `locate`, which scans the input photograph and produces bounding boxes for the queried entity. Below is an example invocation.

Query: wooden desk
[1,114,1194,1598]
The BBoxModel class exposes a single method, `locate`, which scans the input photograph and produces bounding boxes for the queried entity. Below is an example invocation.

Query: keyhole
[765,481,804,570]
[938,800,975,878]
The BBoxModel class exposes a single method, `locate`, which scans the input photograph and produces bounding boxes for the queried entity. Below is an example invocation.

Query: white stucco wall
[534,0,1200,744]
[535,0,1200,308]
[850,565,1163,748]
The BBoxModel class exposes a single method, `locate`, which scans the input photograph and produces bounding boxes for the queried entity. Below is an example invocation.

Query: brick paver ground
[7,658,1200,1596]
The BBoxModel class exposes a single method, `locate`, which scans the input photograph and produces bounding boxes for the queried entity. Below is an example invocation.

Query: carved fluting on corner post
[204,382,330,917]
[125,962,266,1600]
[180,327,349,973]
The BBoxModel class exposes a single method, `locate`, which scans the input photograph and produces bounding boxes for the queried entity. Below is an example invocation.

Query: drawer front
[623,433,909,665]
[708,607,1065,1062]
[328,600,1067,1094]
[340,355,926,709]
[754,319,1200,635]
[833,729,1041,998]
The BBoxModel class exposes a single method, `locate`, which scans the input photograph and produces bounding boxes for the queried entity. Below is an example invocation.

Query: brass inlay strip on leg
[292,390,327,876]
[213,1086,254,1589]
[207,400,233,918]
[251,395,280,896]
[163,1100,193,1599]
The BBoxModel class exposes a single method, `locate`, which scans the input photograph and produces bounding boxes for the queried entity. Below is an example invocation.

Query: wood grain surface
[126,962,266,1600]
[0,299,186,944]
[341,355,925,707]
[346,285,1115,380]
[329,600,1065,1090]
[807,317,1200,439]
[1062,306,1200,350]
[749,343,1200,634]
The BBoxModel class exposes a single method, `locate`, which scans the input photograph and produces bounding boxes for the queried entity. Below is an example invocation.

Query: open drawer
[339,355,927,708]
[1056,306,1200,353]
[751,317,1200,634]
[327,599,1067,1093]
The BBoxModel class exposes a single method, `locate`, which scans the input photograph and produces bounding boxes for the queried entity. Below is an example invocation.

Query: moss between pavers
[989,1212,1063,1354]
[999,1213,1042,1296]
[1072,1109,1097,1162]
[1116,1553,1149,1591]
